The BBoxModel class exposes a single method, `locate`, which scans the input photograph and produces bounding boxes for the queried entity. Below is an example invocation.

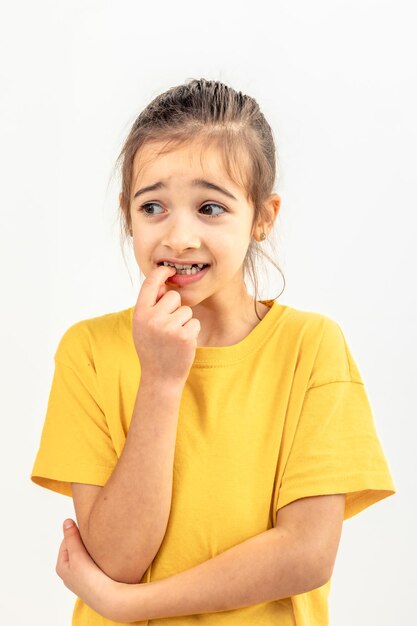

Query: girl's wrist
[107,579,156,624]
[139,371,185,395]
[101,579,133,623]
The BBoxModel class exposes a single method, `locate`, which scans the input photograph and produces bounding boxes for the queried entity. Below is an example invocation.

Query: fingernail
[64,520,74,529]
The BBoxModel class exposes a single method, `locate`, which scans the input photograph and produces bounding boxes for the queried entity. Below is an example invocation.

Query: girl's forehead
[134,141,221,171]
[132,140,249,193]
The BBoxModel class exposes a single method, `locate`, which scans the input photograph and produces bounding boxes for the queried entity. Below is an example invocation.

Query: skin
[123,138,281,346]
[56,520,124,622]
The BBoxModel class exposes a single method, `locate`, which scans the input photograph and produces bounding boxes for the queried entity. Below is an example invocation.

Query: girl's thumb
[62,519,83,556]
[64,519,75,530]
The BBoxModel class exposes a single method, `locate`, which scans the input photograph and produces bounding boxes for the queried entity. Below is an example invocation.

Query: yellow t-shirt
[30,300,396,625]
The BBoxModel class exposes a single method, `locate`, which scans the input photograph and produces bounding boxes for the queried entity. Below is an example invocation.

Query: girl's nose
[161,223,200,251]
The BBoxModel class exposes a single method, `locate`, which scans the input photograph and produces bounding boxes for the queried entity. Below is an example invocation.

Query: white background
[1,0,415,623]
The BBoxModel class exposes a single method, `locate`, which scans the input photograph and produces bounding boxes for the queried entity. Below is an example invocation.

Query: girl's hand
[55,519,125,622]
[132,264,201,383]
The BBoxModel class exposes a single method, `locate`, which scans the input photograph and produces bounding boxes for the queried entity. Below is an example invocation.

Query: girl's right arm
[72,265,201,584]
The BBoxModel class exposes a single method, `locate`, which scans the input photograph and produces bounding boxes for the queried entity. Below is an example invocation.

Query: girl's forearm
[84,376,183,584]
[114,526,328,623]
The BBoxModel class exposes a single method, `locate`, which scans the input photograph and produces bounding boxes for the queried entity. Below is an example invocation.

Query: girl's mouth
[159,263,211,286]
[158,262,210,274]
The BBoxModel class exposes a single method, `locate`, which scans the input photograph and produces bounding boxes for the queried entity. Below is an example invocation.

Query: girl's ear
[267,194,281,225]
[252,194,280,238]
[253,194,281,239]
[119,192,132,236]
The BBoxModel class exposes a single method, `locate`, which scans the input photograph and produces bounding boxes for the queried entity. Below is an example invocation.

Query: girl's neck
[195,299,270,348]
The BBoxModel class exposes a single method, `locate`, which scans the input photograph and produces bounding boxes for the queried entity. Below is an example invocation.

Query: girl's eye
[139,202,164,217]
[199,203,227,218]
[138,202,227,219]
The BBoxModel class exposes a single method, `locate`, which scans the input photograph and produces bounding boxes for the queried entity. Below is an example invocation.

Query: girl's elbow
[309,559,334,591]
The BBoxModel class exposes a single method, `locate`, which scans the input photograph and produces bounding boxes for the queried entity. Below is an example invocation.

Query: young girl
[31,78,396,625]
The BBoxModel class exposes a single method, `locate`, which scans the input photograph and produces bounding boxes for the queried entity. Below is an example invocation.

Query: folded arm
[114,493,346,622]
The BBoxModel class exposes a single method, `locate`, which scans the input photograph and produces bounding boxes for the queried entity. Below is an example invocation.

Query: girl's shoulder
[274,302,358,385]
[276,301,342,339]
[53,306,134,367]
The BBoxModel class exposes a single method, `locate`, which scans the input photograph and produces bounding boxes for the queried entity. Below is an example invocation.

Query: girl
[31,78,396,625]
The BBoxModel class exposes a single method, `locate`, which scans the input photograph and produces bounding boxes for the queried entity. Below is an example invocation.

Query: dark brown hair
[115,78,285,319]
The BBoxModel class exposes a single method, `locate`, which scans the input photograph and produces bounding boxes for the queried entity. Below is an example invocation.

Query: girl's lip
[166,264,211,286]
[157,260,211,266]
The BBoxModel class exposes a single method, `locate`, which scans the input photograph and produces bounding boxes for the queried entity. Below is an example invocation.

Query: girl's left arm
[57,495,344,624]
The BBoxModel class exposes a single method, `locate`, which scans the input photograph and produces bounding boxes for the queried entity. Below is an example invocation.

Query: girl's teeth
[176,266,203,275]
[161,261,207,275]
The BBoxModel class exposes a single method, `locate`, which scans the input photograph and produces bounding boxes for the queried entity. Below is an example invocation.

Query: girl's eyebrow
[133,178,237,201]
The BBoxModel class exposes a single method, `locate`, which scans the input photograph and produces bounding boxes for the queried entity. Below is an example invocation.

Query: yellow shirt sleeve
[30,323,118,497]
[276,318,397,520]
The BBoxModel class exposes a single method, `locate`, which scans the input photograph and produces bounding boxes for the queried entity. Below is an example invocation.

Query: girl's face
[126,139,269,309]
